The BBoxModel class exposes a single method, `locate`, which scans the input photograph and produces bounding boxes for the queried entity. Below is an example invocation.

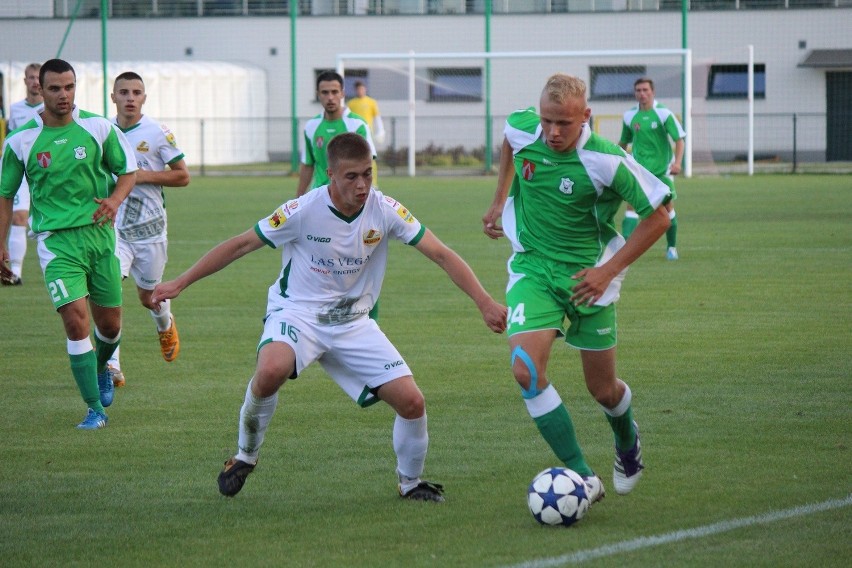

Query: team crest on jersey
[284,199,299,214]
[559,177,574,195]
[37,152,51,168]
[396,205,415,223]
[269,207,286,228]
[164,128,177,147]
[136,141,150,153]
[651,121,658,129]
[74,146,87,160]
[316,136,325,149]
[363,229,382,245]
[522,159,535,181]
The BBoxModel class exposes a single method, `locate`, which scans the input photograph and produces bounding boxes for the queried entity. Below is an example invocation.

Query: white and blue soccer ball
[527,467,590,527]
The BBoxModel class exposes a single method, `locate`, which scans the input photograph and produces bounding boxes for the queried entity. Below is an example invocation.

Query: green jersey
[503,107,671,267]
[0,106,137,233]
[301,109,375,188]
[619,101,686,178]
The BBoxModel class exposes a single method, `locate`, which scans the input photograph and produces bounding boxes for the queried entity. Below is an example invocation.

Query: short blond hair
[542,73,587,105]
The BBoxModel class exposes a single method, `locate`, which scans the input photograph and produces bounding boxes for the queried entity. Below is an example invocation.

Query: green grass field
[1,174,850,567]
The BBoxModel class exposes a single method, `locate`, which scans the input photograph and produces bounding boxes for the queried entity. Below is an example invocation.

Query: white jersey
[6,99,44,207]
[8,99,44,131]
[113,114,185,243]
[255,187,425,325]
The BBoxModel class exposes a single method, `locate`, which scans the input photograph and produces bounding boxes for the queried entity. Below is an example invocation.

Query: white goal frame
[337,48,693,177]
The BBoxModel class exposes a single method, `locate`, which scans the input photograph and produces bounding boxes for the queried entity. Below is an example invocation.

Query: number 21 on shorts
[48,278,70,303]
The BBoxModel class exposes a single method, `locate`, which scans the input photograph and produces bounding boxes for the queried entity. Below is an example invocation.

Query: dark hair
[39,59,75,86]
[316,70,344,90]
[114,71,144,87]
[354,80,365,88]
[634,77,655,90]
[327,132,371,169]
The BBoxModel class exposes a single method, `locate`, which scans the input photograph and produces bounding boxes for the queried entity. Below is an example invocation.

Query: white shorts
[13,182,30,212]
[116,238,168,290]
[259,310,412,407]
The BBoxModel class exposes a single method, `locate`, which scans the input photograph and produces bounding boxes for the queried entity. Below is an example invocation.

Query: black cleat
[1,275,22,286]
[399,480,445,502]
[218,457,255,497]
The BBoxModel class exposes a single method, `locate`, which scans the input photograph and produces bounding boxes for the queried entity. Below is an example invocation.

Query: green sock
[666,213,678,248]
[605,406,637,452]
[70,351,104,413]
[94,333,120,373]
[533,405,593,476]
[622,215,639,239]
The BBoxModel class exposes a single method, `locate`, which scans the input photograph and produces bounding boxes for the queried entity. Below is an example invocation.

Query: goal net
[337,49,692,177]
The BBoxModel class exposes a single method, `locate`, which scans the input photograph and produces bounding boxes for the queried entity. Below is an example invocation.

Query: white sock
[8,225,27,276]
[235,380,278,465]
[624,210,640,220]
[150,299,172,332]
[394,414,428,492]
[108,345,121,370]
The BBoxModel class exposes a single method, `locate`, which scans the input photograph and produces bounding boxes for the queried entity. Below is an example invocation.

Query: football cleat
[98,368,115,407]
[218,457,256,497]
[399,480,445,502]
[582,474,606,505]
[109,365,125,388]
[76,408,108,430]
[666,247,679,261]
[1,274,22,286]
[158,315,180,362]
[613,421,645,495]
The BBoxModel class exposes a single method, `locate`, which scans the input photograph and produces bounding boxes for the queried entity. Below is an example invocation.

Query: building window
[428,68,482,102]
[589,66,647,101]
[707,64,766,99]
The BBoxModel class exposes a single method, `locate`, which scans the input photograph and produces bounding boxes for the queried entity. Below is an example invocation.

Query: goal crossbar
[337,49,693,177]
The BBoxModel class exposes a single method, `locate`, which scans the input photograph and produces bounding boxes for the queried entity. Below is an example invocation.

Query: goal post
[337,48,692,177]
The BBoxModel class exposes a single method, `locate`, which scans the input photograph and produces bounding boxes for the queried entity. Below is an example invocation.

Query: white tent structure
[2,61,268,166]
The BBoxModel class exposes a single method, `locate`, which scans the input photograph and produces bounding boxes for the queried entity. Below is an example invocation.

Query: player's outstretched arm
[415,229,507,334]
[152,228,265,305]
[482,137,515,240]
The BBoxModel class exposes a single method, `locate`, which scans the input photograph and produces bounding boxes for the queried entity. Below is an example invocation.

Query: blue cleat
[76,408,108,430]
[98,368,115,407]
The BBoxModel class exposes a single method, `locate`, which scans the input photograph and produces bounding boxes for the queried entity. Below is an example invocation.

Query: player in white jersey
[107,71,190,386]
[152,133,507,501]
[2,63,43,285]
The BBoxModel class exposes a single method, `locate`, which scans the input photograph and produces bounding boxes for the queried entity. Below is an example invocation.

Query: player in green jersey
[482,73,671,502]
[296,71,375,197]
[0,59,138,430]
[619,77,685,260]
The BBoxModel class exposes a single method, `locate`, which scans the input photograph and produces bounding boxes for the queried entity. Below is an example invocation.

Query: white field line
[502,495,852,568]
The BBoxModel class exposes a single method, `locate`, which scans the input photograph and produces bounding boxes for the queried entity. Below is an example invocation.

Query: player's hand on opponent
[151,279,183,306]
[93,196,121,226]
[480,298,509,334]
[482,205,504,240]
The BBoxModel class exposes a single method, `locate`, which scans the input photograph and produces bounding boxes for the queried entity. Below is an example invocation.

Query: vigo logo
[307,235,331,243]
[384,360,404,370]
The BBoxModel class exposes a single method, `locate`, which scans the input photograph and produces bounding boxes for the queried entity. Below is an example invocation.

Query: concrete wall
[0,10,847,161]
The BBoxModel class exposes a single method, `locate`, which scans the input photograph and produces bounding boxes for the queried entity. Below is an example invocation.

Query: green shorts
[506,252,617,351]
[38,224,122,310]
[659,174,677,200]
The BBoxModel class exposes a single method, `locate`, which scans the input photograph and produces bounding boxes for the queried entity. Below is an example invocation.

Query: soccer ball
[527,467,590,527]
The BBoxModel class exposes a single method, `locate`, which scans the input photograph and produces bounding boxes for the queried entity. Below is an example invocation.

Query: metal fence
[44,0,852,18]
[159,112,846,176]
